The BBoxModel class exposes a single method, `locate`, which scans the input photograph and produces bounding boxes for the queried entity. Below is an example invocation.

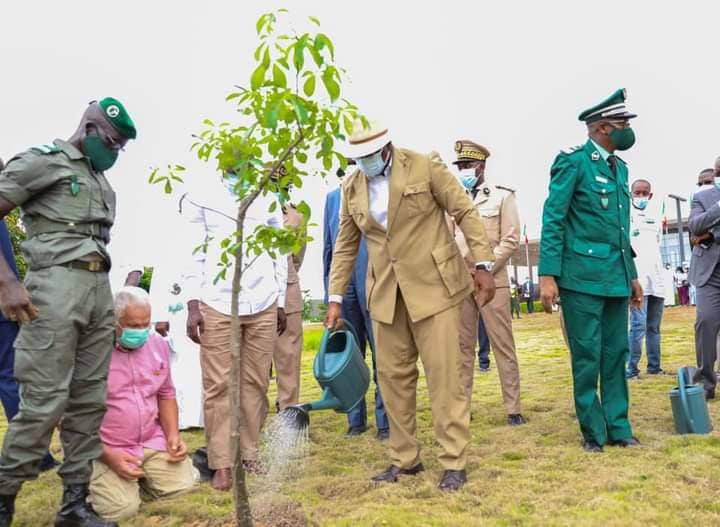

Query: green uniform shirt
[0,139,115,270]
[539,139,637,297]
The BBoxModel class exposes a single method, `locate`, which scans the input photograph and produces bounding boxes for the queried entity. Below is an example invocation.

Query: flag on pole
[661,200,668,233]
[523,224,529,245]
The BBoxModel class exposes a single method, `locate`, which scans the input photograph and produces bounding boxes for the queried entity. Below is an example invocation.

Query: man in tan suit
[273,201,307,411]
[453,140,525,426]
[326,122,496,492]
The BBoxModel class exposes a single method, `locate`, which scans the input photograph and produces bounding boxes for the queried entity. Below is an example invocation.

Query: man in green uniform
[539,89,643,453]
[0,98,136,527]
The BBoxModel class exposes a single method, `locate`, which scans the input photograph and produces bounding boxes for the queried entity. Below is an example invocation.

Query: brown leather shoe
[438,469,467,492]
[371,463,425,483]
[211,467,232,491]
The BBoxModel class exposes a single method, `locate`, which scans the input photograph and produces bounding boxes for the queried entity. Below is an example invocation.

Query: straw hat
[345,119,391,159]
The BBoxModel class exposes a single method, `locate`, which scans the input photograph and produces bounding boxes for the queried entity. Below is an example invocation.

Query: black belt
[63,260,109,273]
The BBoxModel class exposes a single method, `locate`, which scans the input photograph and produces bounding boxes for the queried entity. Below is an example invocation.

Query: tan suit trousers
[199,302,277,467]
[373,289,469,471]
[459,287,522,415]
[89,449,196,522]
[273,310,303,411]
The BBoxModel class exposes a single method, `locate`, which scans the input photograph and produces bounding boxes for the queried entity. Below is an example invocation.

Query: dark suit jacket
[323,187,369,310]
[688,186,720,287]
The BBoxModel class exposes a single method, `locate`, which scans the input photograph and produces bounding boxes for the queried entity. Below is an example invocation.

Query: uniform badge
[591,151,600,161]
[483,187,490,196]
[454,141,463,153]
[170,283,181,295]
[70,175,80,196]
[601,197,609,209]
[106,105,120,118]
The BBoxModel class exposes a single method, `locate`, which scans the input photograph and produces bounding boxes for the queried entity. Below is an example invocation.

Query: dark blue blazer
[0,221,18,324]
[323,188,369,310]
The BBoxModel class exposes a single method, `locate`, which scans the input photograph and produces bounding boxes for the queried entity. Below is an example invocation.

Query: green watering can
[281,319,370,430]
[669,367,713,435]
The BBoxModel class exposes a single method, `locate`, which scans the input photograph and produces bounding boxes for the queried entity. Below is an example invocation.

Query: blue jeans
[477,315,491,369]
[627,295,664,376]
[342,282,389,432]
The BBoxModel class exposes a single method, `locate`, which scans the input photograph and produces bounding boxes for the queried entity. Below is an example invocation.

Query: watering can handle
[678,367,696,432]
[318,318,360,373]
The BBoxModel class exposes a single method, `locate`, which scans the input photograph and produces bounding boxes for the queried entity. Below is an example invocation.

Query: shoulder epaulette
[29,144,61,155]
[495,185,515,193]
[560,145,583,155]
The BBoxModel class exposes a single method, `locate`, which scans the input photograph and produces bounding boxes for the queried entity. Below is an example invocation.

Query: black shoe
[54,483,118,527]
[346,426,368,437]
[40,453,59,473]
[275,400,280,414]
[582,440,604,453]
[376,428,390,441]
[192,447,215,482]
[0,494,16,527]
[438,469,467,492]
[706,389,715,401]
[626,371,640,380]
[646,369,665,375]
[371,463,425,483]
[507,414,526,426]
[607,437,641,448]
[478,366,491,373]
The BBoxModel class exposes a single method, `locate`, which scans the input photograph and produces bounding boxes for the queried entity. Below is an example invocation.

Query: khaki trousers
[199,302,277,467]
[273,310,303,411]
[89,449,196,522]
[459,287,522,415]
[373,289,469,471]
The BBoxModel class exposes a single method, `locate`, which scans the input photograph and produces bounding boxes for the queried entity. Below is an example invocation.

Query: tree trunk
[231,203,253,527]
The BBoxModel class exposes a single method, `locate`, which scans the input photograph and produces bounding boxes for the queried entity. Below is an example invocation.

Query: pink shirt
[100,334,176,459]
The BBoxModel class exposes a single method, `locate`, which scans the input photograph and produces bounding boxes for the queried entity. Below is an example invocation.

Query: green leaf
[342,114,353,134]
[253,42,266,61]
[309,46,323,67]
[226,92,242,101]
[303,75,316,97]
[272,64,287,88]
[291,97,309,124]
[262,47,271,68]
[174,165,186,172]
[293,36,307,70]
[264,98,283,128]
[256,14,268,35]
[322,68,340,101]
[315,33,334,60]
[269,201,277,213]
[164,180,172,194]
[148,168,158,183]
[309,16,320,26]
[296,151,308,163]
[251,63,267,90]
[203,118,215,127]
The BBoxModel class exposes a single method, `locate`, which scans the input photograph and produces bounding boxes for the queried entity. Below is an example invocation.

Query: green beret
[578,88,637,123]
[99,97,137,139]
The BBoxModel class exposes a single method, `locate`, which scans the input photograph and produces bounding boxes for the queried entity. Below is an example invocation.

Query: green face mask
[119,327,150,350]
[609,127,636,151]
[82,135,119,172]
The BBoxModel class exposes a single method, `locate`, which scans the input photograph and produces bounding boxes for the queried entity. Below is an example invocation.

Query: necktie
[607,155,617,176]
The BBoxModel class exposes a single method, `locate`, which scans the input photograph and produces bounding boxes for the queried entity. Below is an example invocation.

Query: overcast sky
[1,1,717,298]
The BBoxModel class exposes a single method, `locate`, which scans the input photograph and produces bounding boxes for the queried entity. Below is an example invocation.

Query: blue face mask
[459,168,477,190]
[119,327,150,350]
[356,151,387,178]
[715,176,720,189]
[632,197,649,210]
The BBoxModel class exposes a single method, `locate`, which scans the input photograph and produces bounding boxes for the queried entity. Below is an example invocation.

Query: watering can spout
[308,387,342,412]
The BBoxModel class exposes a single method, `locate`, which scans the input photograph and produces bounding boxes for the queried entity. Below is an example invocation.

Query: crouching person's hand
[103,447,144,481]
[166,434,188,463]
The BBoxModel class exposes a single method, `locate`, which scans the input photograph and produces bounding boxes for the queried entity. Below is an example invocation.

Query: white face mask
[357,151,387,178]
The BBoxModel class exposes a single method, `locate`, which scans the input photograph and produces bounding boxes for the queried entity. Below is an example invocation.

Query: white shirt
[183,188,287,315]
[630,206,665,298]
[367,160,392,229]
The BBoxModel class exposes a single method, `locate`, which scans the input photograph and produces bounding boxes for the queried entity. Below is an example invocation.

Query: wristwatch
[475,261,494,272]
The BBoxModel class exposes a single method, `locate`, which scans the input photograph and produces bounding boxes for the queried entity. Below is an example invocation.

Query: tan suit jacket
[455,183,520,288]
[283,204,306,315]
[328,147,494,324]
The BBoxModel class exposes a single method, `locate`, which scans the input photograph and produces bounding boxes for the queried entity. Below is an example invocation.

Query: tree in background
[150,9,364,526]
[5,210,26,280]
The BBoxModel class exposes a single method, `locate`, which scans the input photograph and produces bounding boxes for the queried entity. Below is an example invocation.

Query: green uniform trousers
[0,266,114,494]
[560,289,633,445]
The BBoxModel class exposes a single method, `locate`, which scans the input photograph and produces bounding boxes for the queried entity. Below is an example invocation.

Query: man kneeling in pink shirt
[89,287,197,522]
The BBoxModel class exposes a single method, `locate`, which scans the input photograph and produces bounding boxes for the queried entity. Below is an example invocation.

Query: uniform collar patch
[591,151,601,161]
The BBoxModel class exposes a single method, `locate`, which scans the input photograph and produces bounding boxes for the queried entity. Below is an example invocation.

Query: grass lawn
[5,306,720,526]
